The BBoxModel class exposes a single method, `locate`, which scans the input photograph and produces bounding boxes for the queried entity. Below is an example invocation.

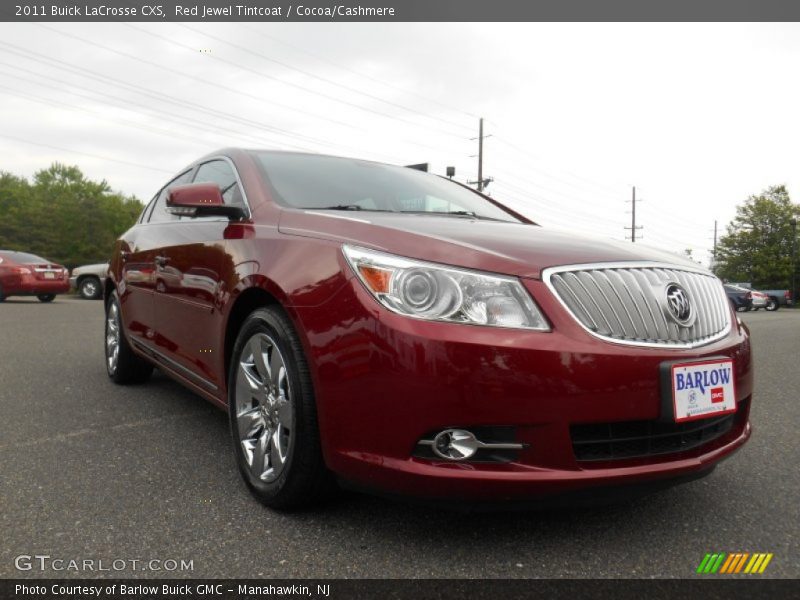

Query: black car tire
[37,294,56,303]
[228,306,336,509]
[105,290,153,384]
[765,298,779,312]
[0,284,5,302]
[79,276,102,300]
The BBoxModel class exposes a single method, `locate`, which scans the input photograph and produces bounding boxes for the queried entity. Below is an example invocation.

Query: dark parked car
[729,282,792,311]
[0,250,70,302]
[105,149,753,509]
[724,285,753,312]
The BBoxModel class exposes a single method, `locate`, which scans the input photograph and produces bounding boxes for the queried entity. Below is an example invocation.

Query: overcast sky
[1,22,799,266]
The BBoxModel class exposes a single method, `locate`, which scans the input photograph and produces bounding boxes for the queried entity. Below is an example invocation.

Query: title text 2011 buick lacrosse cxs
[105,149,752,508]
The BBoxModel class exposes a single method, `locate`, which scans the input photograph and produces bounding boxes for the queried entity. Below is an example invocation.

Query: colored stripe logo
[696,553,773,574]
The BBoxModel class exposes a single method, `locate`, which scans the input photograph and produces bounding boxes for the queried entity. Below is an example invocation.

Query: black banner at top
[3,0,800,22]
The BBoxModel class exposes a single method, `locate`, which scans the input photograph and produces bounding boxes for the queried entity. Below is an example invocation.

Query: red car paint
[108,149,752,503]
[0,251,70,300]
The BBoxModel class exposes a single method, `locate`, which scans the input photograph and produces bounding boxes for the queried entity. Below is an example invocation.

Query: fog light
[432,429,479,460]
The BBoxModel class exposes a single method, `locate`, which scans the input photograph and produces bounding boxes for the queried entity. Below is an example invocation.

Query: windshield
[252,152,523,223]
[0,251,48,264]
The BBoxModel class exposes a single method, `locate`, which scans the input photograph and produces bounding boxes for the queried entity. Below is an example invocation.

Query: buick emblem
[664,282,695,327]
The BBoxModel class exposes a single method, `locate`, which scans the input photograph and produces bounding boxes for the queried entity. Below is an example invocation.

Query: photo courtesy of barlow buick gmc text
[1,2,799,599]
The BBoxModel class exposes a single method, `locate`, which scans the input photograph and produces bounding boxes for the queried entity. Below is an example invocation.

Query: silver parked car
[70,263,108,299]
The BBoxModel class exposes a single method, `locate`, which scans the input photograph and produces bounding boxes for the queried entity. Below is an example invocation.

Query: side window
[193,160,245,208]
[148,170,194,223]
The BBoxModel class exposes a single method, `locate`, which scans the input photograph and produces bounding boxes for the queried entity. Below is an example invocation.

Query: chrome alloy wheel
[235,333,295,482]
[105,302,120,373]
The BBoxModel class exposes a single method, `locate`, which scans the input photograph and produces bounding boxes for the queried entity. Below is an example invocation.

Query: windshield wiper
[399,210,508,222]
[305,204,396,212]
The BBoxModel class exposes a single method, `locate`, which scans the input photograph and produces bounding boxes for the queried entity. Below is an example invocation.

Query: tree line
[0,163,143,269]
[715,185,800,292]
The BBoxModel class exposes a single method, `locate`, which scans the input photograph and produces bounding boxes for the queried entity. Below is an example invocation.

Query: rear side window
[0,251,47,263]
[193,160,245,209]
[148,170,194,223]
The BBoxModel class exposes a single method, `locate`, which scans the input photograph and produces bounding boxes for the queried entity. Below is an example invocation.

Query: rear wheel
[105,290,153,384]
[228,306,335,509]
[79,277,102,300]
[37,294,55,303]
[765,297,779,311]
[0,283,5,302]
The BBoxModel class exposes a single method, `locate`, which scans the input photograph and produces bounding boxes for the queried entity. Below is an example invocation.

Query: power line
[179,23,475,135]
[37,23,368,133]
[0,62,413,165]
[125,24,470,141]
[0,42,453,163]
[0,133,173,174]
[240,23,480,121]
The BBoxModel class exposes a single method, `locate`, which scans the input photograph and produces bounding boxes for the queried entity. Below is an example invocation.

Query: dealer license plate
[670,359,736,423]
[44,272,55,279]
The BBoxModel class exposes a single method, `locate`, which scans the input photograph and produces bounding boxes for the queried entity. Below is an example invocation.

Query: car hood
[278,210,703,279]
[72,263,109,275]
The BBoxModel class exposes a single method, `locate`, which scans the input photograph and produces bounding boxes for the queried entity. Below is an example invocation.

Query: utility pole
[624,186,643,242]
[712,219,717,266]
[478,117,484,191]
[468,117,493,192]
[791,218,797,304]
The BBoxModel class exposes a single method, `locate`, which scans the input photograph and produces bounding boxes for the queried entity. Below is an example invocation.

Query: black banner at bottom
[2,579,797,600]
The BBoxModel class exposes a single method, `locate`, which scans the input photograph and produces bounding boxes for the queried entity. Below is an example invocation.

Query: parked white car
[70,263,108,299]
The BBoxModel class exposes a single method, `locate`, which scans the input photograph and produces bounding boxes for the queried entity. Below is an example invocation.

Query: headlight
[342,245,549,331]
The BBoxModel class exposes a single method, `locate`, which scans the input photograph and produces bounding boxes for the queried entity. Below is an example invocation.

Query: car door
[118,170,193,344]
[152,158,248,392]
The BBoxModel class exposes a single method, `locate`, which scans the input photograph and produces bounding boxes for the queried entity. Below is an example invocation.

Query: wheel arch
[223,286,280,391]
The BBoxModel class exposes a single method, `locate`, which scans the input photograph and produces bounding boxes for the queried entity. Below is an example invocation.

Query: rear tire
[79,277,102,300]
[765,298,779,311]
[0,284,5,302]
[105,290,153,384]
[228,306,336,509]
[37,294,55,303]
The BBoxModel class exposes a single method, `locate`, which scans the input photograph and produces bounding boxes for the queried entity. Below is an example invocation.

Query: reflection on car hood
[278,210,703,279]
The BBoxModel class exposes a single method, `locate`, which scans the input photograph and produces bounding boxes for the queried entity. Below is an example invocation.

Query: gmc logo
[711,387,725,403]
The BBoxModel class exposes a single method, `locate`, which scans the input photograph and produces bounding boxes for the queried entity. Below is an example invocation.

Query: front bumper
[294,277,753,502]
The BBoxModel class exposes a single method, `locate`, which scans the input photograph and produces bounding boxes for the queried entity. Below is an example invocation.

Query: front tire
[79,277,102,300]
[37,294,55,302]
[105,290,153,384]
[765,297,779,311]
[228,306,334,509]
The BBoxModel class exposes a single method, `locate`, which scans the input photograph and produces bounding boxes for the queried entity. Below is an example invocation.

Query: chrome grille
[543,263,732,348]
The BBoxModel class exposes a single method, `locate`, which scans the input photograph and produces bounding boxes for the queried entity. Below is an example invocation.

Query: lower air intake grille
[571,413,736,462]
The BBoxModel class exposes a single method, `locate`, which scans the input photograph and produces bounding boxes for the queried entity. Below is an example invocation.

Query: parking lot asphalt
[0,296,797,579]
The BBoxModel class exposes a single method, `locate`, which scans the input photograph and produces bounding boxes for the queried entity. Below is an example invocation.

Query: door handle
[155,256,171,267]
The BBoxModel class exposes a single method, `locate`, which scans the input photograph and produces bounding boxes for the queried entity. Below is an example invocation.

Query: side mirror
[167,183,246,220]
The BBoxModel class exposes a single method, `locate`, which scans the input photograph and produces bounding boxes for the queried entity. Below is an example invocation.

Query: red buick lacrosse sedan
[106,149,752,508]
